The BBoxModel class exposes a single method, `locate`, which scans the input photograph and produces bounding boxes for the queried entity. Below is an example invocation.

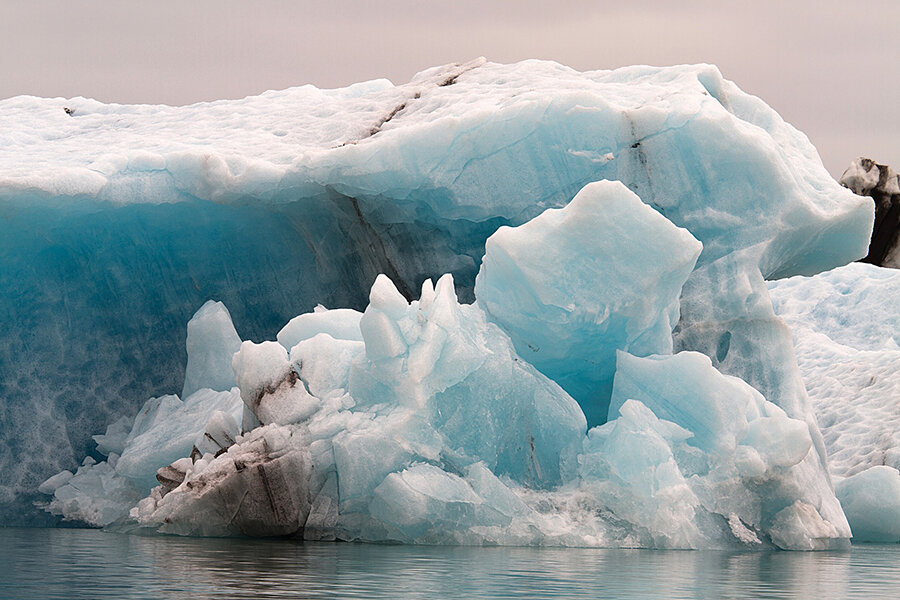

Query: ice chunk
[597,351,849,549]
[834,466,900,543]
[581,399,703,549]
[135,425,313,537]
[182,300,242,399]
[39,459,142,527]
[671,247,839,533]
[351,274,586,487]
[116,389,243,490]
[92,415,133,457]
[277,307,363,350]
[289,334,364,400]
[368,463,508,544]
[37,471,74,496]
[232,340,321,427]
[193,409,240,458]
[476,180,701,425]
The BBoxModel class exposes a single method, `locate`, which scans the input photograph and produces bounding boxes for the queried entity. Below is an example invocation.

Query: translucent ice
[182,300,242,399]
[57,265,852,550]
[597,351,847,550]
[132,275,587,540]
[476,180,701,425]
[834,467,900,543]
[8,59,873,527]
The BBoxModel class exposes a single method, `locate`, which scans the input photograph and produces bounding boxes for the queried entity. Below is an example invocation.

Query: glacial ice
[129,274,588,540]
[5,59,879,543]
[604,352,847,550]
[42,173,866,548]
[98,271,847,549]
[769,263,900,543]
[475,180,702,426]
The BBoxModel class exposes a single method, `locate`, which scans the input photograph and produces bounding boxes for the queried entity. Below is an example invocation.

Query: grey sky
[1,1,897,177]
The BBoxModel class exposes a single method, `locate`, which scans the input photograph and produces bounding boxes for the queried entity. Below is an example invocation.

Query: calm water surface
[1,527,899,599]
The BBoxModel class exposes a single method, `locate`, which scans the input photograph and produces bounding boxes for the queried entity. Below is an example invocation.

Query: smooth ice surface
[834,467,900,543]
[768,263,900,478]
[182,301,242,399]
[277,307,364,350]
[3,59,873,524]
[476,180,701,425]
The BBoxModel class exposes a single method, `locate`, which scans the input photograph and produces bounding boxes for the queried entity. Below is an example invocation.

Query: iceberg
[6,59,873,537]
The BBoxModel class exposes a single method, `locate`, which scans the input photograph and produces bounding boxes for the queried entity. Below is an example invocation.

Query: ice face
[6,59,873,525]
[476,180,701,426]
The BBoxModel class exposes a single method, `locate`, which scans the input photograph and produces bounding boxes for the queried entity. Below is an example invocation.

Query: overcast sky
[2,1,897,177]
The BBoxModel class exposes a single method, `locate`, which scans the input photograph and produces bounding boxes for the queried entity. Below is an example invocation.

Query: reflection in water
[1,528,898,600]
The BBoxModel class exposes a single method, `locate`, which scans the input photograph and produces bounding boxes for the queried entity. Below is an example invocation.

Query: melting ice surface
[1,59,885,546]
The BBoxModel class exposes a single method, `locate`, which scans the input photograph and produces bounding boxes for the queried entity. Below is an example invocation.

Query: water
[1,528,899,599]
